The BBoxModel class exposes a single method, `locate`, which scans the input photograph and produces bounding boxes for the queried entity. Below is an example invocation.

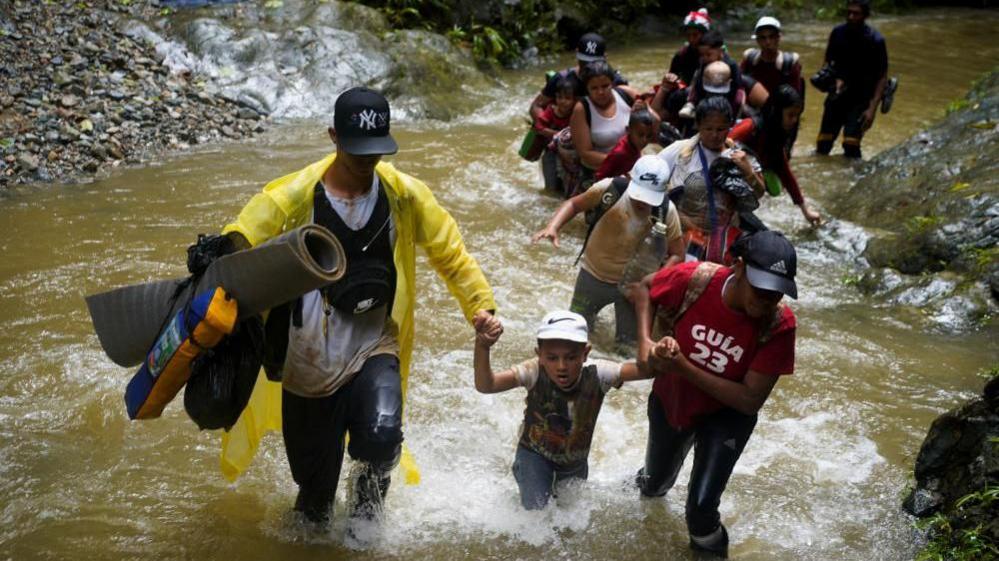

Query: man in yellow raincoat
[219,87,496,529]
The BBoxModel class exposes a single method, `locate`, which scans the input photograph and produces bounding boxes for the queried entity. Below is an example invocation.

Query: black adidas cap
[576,32,606,62]
[333,87,398,156]
[732,230,798,299]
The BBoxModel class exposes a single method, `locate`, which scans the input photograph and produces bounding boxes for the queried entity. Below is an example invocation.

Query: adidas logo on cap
[769,260,788,274]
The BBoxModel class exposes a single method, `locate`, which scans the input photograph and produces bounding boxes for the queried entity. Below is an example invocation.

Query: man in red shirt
[632,230,798,558]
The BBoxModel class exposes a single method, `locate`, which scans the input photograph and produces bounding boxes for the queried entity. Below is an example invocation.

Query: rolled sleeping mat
[87,224,346,367]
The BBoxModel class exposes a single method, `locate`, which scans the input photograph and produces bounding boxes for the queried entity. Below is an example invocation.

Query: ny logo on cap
[769,260,788,274]
[585,41,597,54]
[354,109,388,131]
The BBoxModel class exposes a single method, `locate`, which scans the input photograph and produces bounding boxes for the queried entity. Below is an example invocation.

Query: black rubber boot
[345,461,393,546]
[689,524,729,559]
[348,461,392,521]
[842,143,862,159]
[293,486,335,526]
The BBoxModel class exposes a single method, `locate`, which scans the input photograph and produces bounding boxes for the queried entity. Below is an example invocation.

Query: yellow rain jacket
[218,153,496,483]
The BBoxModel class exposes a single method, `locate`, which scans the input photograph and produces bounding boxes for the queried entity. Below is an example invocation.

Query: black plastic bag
[708,157,760,213]
[184,316,264,430]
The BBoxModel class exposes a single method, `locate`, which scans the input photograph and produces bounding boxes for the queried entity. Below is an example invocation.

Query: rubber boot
[842,143,862,159]
[689,524,729,559]
[348,460,392,522]
[344,460,393,546]
[293,486,335,526]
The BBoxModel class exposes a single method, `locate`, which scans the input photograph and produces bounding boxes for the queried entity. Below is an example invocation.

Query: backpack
[743,49,800,82]
[574,175,669,265]
[653,261,784,345]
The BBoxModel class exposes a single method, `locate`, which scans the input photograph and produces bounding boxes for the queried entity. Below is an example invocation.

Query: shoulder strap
[654,262,723,335]
[744,48,761,67]
[781,52,799,78]
[613,87,634,107]
[574,177,629,265]
[584,98,591,127]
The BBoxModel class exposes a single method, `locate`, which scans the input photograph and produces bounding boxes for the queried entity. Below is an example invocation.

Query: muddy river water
[2,9,998,561]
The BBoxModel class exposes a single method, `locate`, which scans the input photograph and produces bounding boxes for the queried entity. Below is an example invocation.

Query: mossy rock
[834,69,999,298]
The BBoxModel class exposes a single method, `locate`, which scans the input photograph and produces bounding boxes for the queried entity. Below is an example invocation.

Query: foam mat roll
[87,225,345,367]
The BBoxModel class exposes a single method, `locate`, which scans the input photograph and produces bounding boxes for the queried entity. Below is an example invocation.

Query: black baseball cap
[732,231,798,299]
[576,32,606,62]
[332,87,398,156]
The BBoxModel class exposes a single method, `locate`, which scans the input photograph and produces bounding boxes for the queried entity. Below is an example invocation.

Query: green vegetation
[356,0,658,66]
[916,485,999,561]
[353,0,916,65]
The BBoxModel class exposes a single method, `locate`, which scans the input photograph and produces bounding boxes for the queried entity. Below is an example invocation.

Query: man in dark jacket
[814,0,889,158]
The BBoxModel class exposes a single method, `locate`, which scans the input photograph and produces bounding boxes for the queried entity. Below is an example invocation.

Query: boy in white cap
[472,310,653,509]
[533,155,685,347]
[741,16,803,99]
[741,16,804,154]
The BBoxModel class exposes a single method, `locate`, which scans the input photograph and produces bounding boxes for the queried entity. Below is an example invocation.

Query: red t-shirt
[595,134,640,180]
[534,105,572,133]
[649,262,796,428]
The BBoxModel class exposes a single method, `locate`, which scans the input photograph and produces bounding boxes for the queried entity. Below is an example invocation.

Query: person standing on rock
[814,0,890,158]
[218,87,496,535]
[632,230,799,558]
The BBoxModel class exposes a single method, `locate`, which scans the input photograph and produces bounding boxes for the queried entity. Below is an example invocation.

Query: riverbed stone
[904,374,999,545]
[834,70,999,328]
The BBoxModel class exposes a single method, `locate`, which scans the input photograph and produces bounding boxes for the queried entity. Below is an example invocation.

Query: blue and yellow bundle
[125,287,238,420]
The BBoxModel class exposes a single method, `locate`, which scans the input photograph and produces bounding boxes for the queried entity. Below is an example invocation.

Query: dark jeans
[512,445,589,510]
[816,93,867,158]
[637,393,757,537]
[569,267,637,345]
[282,353,403,523]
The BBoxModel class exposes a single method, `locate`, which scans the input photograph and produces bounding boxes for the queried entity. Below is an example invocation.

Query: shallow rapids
[2,9,998,561]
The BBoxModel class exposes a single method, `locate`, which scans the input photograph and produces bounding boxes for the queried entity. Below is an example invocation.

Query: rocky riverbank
[904,370,999,559]
[833,69,999,331]
[0,0,496,187]
[0,0,268,187]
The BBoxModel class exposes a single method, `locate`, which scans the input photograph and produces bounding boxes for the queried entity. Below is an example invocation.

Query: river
[1,8,998,561]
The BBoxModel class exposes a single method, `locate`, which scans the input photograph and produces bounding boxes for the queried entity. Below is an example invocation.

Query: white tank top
[586,89,631,153]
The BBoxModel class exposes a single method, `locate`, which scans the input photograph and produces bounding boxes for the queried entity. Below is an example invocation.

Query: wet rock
[236,107,258,120]
[17,153,39,172]
[904,374,999,543]
[834,70,999,329]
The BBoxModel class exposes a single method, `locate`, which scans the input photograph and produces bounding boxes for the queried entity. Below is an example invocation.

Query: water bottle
[618,220,668,296]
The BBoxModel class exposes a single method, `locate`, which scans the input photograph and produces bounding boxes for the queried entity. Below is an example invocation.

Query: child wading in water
[473,311,654,509]
[536,79,578,194]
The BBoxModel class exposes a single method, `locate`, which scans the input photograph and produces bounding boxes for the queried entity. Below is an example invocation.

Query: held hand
[531,227,560,248]
[474,311,503,347]
[633,98,648,111]
[648,336,683,372]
